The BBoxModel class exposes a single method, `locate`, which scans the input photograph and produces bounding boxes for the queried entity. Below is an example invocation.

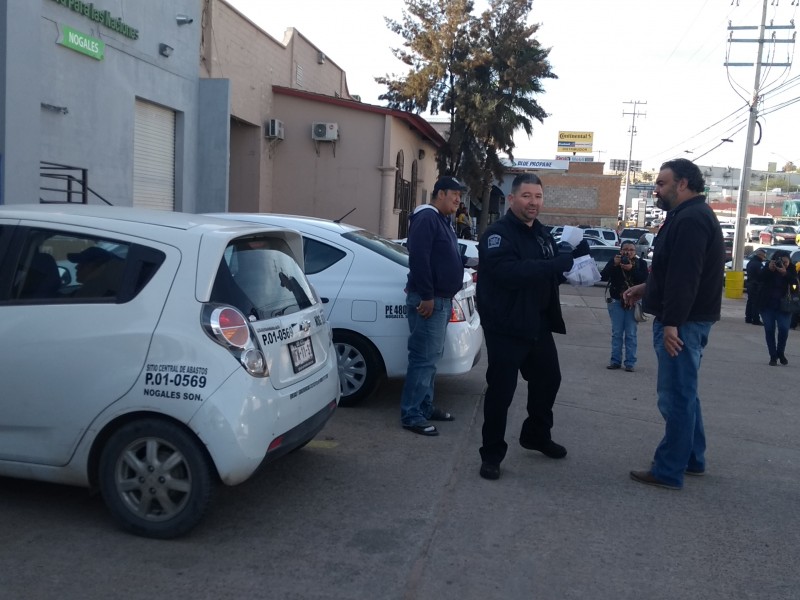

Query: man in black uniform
[476,173,589,480]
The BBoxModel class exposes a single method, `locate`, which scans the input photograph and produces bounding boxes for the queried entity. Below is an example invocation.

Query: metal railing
[39,161,112,205]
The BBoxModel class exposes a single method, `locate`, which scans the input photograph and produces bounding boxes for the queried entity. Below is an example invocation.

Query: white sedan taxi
[0,205,339,538]
[211,214,483,406]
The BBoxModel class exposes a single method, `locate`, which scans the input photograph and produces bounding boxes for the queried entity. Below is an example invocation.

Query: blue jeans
[651,320,713,488]
[760,307,791,360]
[400,292,451,426]
[607,299,638,368]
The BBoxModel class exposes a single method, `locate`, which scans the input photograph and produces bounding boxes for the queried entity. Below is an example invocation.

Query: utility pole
[727,0,795,271]
[622,100,646,219]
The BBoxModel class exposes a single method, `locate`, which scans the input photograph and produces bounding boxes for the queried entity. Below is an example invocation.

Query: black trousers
[745,282,760,322]
[480,328,562,465]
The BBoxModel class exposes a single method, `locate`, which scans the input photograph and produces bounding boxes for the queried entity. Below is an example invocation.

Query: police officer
[476,173,589,480]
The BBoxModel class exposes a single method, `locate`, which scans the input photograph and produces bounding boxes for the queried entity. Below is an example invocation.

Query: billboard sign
[502,158,569,170]
[557,131,593,153]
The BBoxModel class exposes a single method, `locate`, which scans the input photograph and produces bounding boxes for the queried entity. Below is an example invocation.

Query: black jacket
[745,255,765,288]
[600,255,649,300]
[477,212,573,339]
[642,196,724,326]
[756,262,798,311]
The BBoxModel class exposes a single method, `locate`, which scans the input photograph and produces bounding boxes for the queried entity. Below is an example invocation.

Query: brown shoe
[629,470,681,490]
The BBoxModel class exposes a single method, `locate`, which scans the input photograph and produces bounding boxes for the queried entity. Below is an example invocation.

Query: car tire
[98,419,214,539]
[333,330,383,407]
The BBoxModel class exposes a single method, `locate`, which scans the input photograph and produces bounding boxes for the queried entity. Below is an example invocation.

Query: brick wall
[536,169,621,227]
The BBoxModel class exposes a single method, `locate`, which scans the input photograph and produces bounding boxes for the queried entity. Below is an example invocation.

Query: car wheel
[98,419,214,539]
[333,330,383,407]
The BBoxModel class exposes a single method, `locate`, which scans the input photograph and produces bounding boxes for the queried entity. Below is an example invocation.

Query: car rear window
[213,235,316,319]
[342,229,409,268]
[1,227,164,304]
[620,228,647,238]
[303,237,346,275]
[749,217,774,226]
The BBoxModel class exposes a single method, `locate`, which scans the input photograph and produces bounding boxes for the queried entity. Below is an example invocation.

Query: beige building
[201,0,443,237]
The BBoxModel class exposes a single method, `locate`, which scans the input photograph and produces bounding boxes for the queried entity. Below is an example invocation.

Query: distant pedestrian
[400,176,467,436]
[623,158,725,490]
[745,248,766,325]
[600,241,649,371]
[456,204,472,239]
[476,173,589,480]
[756,250,798,366]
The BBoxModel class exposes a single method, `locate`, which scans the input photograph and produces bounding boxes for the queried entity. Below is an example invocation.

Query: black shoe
[769,358,778,366]
[684,467,706,477]
[606,363,621,370]
[779,354,788,365]
[479,462,500,480]
[402,423,439,436]
[519,438,567,459]
[629,470,681,490]
[429,407,455,421]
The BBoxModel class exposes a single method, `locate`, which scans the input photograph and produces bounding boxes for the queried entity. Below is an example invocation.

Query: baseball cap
[754,248,767,256]
[67,246,119,264]
[433,176,467,195]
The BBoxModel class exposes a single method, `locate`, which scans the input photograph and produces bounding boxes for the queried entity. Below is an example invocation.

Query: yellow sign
[556,131,593,153]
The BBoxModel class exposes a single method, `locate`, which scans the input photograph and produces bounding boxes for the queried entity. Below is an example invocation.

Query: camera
[620,255,630,265]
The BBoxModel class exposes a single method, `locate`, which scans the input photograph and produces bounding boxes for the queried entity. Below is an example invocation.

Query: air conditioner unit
[312,122,338,141]
[265,118,284,140]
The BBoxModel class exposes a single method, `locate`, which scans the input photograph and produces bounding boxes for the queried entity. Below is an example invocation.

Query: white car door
[0,223,178,466]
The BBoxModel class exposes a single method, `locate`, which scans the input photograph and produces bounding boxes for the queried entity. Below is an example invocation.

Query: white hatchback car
[211,214,483,406]
[0,205,339,538]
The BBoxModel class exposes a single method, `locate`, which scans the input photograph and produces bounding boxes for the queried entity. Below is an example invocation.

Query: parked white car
[212,214,483,406]
[0,205,339,538]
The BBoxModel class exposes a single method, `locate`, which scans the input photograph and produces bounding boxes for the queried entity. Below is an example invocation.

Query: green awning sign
[57,25,104,60]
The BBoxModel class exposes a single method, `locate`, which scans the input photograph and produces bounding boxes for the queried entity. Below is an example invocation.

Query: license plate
[289,337,315,373]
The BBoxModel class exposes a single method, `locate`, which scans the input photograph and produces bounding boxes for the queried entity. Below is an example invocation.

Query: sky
[226,0,800,174]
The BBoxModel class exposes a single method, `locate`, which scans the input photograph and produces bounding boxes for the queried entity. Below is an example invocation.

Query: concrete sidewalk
[397,285,800,600]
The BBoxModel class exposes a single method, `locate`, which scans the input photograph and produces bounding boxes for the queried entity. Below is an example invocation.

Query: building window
[394,151,405,210]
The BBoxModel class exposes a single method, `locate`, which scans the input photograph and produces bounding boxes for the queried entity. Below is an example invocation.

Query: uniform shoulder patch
[487,234,502,249]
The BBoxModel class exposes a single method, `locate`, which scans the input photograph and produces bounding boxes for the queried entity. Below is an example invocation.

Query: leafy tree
[377,0,556,235]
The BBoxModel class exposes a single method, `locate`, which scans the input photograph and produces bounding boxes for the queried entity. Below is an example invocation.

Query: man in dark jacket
[745,248,766,325]
[623,158,724,490]
[400,176,467,436]
[476,173,589,480]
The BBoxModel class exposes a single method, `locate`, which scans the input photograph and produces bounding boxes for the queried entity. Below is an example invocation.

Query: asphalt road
[1,285,798,600]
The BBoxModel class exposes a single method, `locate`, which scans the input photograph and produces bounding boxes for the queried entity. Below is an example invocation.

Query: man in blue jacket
[400,176,467,436]
[624,158,724,490]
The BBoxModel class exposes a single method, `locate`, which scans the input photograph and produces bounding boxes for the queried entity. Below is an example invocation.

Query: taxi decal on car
[259,326,295,345]
[143,363,209,401]
[289,373,330,400]
[385,304,408,319]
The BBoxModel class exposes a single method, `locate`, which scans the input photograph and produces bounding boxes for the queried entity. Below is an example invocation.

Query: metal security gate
[133,100,175,211]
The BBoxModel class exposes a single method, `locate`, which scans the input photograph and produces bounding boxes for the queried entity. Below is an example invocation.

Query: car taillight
[203,305,268,377]
[450,298,466,323]
[212,307,250,348]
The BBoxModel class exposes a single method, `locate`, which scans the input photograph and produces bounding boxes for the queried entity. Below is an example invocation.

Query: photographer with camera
[600,241,649,371]
[756,250,798,366]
